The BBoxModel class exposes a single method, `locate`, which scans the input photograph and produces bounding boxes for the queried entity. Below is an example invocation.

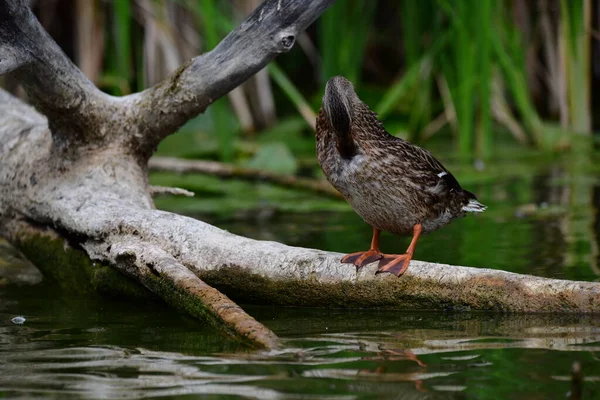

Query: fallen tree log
[5,197,600,314]
[1,0,599,358]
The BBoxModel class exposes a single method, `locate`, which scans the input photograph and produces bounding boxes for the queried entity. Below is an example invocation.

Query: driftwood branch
[149,156,342,198]
[122,0,334,157]
[0,0,113,145]
[75,211,600,313]
[6,219,279,348]
[149,185,195,197]
[2,0,334,157]
[4,174,600,315]
[1,0,600,355]
[0,0,335,349]
[91,239,280,349]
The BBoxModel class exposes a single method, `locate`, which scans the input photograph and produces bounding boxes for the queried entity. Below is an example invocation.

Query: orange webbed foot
[376,253,413,277]
[341,249,383,268]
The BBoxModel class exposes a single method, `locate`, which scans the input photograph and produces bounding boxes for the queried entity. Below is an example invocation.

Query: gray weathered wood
[124,0,334,157]
[0,0,336,349]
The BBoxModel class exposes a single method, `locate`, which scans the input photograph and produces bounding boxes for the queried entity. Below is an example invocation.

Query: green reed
[476,0,493,159]
[379,0,546,159]
[113,0,132,87]
[268,62,316,129]
[560,0,591,135]
[319,0,377,85]
[20,0,596,165]
[192,0,237,162]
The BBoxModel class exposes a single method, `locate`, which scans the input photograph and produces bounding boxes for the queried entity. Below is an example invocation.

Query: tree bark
[1,0,600,356]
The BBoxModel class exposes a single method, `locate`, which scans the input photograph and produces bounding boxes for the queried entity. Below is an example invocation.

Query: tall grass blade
[559,0,591,134]
[268,63,316,130]
[194,0,237,161]
[491,29,543,146]
[376,34,448,119]
[319,0,377,84]
[401,0,420,66]
[476,0,493,159]
[453,0,476,160]
[112,0,132,94]
[76,0,104,83]
[375,60,423,119]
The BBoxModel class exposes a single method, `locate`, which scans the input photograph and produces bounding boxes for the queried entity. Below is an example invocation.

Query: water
[1,280,600,399]
[2,150,600,398]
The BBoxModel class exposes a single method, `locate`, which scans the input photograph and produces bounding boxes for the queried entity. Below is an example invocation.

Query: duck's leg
[377,223,422,277]
[341,227,383,268]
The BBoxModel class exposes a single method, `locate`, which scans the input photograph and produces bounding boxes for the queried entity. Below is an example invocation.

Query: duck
[315,76,486,277]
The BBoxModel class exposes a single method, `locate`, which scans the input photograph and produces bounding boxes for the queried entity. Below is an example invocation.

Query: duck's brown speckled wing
[389,137,466,194]
[353,103,469,198]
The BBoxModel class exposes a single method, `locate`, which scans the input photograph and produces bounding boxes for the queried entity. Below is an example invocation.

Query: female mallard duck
[316,76,486,277]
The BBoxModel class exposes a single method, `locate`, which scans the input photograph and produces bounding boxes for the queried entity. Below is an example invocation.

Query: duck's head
[322,76,359,138]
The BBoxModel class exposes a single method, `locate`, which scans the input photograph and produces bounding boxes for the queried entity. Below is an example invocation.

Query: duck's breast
[322,152,422,235]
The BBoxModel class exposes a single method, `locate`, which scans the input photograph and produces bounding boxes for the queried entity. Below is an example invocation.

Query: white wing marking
[462,199,487,213]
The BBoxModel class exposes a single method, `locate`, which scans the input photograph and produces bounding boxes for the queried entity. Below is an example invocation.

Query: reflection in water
[1,283,600,399]
[0,238,43,286]
[537,151,600,279]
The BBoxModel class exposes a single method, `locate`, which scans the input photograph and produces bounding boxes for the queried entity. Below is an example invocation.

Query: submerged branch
[91,239,281,349]
[569,362,583,400]
[149,156,342,198]
[149,185,195,197]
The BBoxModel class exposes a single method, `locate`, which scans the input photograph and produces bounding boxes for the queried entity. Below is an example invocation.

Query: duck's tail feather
[462,198,487,213]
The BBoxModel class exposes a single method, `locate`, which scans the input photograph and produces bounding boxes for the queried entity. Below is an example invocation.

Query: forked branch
[0,0,340,349]
[6,0,600,355]
[0,0,112,145]
[125,0,335,157]
[0,0,335,157]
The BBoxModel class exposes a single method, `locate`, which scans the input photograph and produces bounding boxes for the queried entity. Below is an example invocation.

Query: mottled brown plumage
[316,76,486,276]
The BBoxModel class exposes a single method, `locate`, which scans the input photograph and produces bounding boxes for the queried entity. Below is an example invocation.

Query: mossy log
[6,210,600,315]
[1,0,600,353]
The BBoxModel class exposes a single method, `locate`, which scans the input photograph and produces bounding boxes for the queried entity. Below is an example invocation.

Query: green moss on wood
[8,229,274,349]
[13,231,154,300]
[91,265,156,300]
[197,266,435,309]
[16,232,96,295]
[143,273,224,329]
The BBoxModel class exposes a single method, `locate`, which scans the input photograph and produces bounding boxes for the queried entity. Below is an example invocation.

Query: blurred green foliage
[22,0,595,168]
